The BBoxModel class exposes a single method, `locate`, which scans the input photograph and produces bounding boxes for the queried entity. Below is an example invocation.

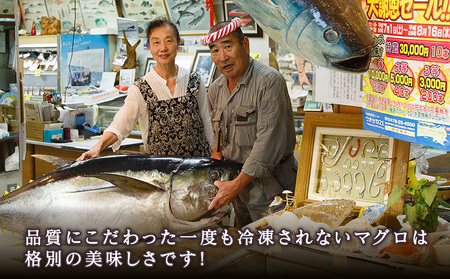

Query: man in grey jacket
[201,19,298,227]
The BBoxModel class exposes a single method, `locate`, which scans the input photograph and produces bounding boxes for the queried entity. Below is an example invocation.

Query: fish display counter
[22,137,142,183]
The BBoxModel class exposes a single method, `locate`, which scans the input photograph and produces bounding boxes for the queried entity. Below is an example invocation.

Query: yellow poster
[362,0,450,150]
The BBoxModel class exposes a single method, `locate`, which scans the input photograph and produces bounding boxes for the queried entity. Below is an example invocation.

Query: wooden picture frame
[144,57,157,74]
[294,113,410,227]
[223,0,263,37]
[175,52,195,70]
[191,50,216,88]
[119,69,136,87]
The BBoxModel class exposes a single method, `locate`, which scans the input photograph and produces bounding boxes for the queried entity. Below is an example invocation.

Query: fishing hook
[376,160,388,179]
[368,161,375,170]
[352,159,359,170]
[361,159,368,169]
[348,138,360,157]
[343,172,352,195]
[326,137,341,159]
[367,173,381,198]
[376,143,390,160]
[343,158,351,169]
[361,139,377,158]
[321,136,353,168]
[320,174,328,191]
[354,171,366,198]
[331,171,341,192]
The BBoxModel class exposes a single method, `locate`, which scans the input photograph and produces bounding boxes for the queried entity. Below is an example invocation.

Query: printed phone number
[365,116,416,128]
[384,116,416,128]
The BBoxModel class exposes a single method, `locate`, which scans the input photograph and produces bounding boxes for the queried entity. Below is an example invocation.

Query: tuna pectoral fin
[32,154,74,167]
[164,196,229,233]
[168,210,229,233]
[87,173,165,197]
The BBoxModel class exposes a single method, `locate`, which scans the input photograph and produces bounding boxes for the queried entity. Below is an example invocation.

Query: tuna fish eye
[209,170,221,181]
[324,29,339,43]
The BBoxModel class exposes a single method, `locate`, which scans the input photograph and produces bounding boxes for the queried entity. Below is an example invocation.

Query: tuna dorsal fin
[32,154,74,168]
[87,173,165,196]
[116,150,149,156]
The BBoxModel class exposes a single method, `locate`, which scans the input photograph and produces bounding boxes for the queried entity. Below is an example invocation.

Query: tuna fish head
[169,158,242,222]
[232,0,375,72]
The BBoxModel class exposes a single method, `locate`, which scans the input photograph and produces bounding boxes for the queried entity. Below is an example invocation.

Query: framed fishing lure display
[294,113,410,223]
[309,127,391,205]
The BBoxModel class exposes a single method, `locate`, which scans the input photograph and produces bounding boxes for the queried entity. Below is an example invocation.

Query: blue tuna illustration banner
[362,0,450,151]
[60,34,110,91]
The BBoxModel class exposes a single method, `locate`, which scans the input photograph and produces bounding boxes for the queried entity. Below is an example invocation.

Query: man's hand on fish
[208,172,254,210]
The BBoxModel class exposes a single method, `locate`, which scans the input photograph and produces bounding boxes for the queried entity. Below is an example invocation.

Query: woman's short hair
[146,17,181,43]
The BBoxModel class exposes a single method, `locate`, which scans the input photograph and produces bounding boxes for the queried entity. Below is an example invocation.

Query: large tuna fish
[233,0,374,72]
[0,154,242,236]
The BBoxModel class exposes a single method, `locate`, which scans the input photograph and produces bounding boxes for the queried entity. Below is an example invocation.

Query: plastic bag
[5,146,19,171]
[0,128,9,139]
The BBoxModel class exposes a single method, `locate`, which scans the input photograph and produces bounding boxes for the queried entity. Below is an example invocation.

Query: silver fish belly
[233,0,374,73]
[0,155,242,236]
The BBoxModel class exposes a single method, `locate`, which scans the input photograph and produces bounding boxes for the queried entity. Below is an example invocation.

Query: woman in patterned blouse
[77,18,213,161]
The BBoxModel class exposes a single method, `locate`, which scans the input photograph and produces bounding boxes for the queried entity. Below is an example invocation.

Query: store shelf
[19,35,58,46]
[18,35,58,53]
[24,71,58,76]
[19,35,60,94]
[63,89,126,106]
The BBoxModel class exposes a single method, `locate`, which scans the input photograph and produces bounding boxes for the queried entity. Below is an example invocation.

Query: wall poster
[361,0,450,151]
[18,0,48,33]
[121,0,168,37]
[0,0,14,15]
[164,0,211,35]
[19,0,119,34]
[45,0,86,32]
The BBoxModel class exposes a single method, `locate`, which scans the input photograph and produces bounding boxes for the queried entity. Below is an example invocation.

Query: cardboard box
[0,105,17,119]
[43,129,63,142]
[9,120,18,134]
[26,120,62,141]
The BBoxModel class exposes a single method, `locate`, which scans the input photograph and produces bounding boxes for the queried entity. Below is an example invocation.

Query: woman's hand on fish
[76,146,101,161]
[77,131,119,161]
[208,172,254,210]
